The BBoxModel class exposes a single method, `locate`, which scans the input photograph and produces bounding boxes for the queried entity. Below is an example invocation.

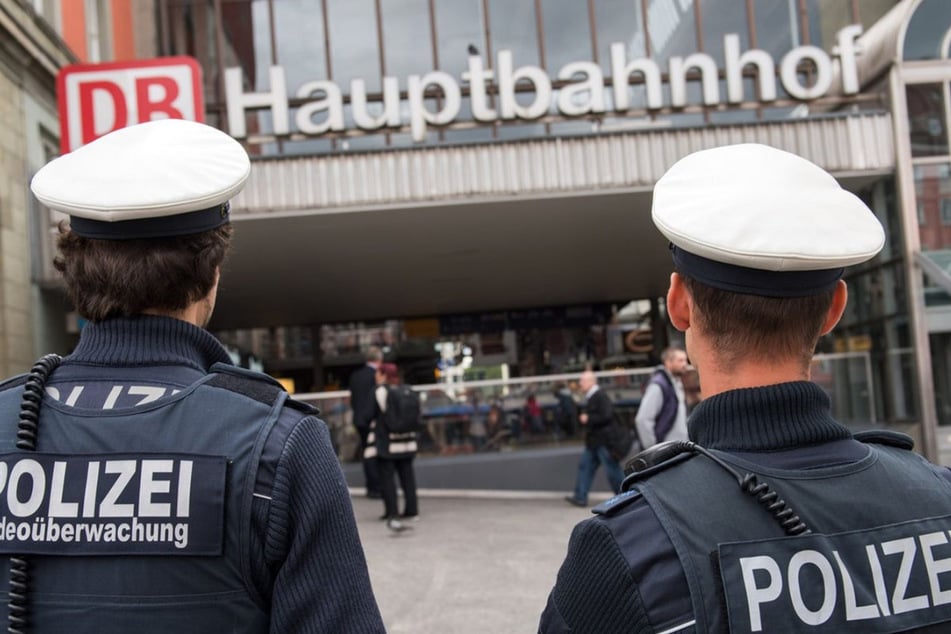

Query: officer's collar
[687,381,851,451]
[66,315,233,372]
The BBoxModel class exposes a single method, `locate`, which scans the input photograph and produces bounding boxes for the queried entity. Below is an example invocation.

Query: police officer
[539,144,951,633]
[0,119,385,632]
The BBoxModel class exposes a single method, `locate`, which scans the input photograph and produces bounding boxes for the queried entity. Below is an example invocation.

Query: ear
[667,273,691,332]
[819,280,848,335]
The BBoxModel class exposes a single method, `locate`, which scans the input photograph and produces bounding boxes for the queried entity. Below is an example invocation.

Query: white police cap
[651,143,885,297]
[31,119,250,240]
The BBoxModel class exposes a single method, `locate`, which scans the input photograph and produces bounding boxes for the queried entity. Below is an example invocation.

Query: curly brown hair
[53,223,233,322]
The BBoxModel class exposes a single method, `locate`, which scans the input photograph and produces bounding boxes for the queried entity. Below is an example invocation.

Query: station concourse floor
[351,490,611,634]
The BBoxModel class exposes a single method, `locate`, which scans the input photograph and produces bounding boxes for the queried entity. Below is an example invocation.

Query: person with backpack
[364,363,420,532]
[634,346,689,448]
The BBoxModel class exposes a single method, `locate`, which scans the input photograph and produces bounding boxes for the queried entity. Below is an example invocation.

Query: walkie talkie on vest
[623,440,811,537]
[8,354,61,634]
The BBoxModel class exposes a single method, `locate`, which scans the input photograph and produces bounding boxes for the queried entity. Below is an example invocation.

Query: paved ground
[351,490,611,634]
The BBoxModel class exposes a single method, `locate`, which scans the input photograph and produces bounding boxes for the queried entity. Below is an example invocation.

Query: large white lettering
[787,550,836,625]
[0,457,195,520]
[224,26,864,143]
[882,537,930,614]
[740,555,782,632]
[736,527,951,631]
[7,460,44,517]
[832,549,881,620]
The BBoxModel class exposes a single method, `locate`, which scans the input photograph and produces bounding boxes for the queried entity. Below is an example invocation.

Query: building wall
[0,68,34,376]
[0,0,76,374]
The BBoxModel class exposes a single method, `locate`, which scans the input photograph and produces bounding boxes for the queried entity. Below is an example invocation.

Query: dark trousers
[378,456,418,519]
[357,425,380,494]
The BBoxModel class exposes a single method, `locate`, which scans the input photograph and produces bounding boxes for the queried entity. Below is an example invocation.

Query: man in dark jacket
[13,119,384,633]
[349,346,383,497]
[540,143,951,633]
[564,370,623,507]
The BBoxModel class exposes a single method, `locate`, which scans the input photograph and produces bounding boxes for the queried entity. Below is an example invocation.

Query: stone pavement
[351,490,611,634]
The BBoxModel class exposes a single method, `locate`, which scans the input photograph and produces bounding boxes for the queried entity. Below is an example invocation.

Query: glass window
[915,163,951,251]
[747,0,812,104]
[594,0,645,71]
[212,1,270,95]
[487,0,542,117]
[646,0,697,65]
[903,0,950,61]
[381,0,433,76]
[852,177,900,263]
[327,0,381,91]
[698,0,749,65]
[271,0,329,91]
[924,271,951,307]
[542,0,593,71]
[342,135,389,151]
[595,0,654,112]
[906,84,949,158]
[434,0,484,77]
[166,1,219,99]
[802,0,856,51]
[751,1,796,55]
[495,121,547,141]
[442,99,494,143]
[282,136,335,156]
[488,0,539,65]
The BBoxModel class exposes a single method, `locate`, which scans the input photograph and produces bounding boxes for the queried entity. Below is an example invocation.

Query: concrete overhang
[209,113,896,330]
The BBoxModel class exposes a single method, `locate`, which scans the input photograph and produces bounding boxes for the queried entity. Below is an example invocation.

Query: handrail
[293,352,876,423]
[293,366,656,402]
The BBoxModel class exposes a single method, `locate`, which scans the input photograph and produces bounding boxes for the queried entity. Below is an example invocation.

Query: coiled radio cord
[624,440,810,537]
[8,354,61,634]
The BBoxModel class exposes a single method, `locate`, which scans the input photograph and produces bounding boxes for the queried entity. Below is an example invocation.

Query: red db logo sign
[57,57,204,153]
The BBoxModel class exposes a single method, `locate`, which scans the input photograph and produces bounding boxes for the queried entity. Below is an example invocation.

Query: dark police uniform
[0,316,384,632]
[540,382,951,633]
[19,119,385,632]
[540,143,951,634]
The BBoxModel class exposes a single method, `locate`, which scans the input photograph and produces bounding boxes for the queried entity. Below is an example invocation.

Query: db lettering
[58,57,204,153]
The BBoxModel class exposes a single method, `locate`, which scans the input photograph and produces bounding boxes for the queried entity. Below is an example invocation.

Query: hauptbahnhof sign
[224,25,863,142]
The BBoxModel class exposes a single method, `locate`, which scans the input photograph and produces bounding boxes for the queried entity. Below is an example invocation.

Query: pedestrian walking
[564,370,624,507]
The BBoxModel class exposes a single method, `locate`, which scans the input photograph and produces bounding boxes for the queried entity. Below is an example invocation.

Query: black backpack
[384,385,421,434]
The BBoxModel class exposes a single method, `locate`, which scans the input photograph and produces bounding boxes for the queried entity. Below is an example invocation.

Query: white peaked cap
[31,119,250,239]
[651,143,885,297]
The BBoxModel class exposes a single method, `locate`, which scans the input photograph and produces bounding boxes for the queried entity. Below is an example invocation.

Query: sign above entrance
[57,57,204,153]
[225,26,863,143]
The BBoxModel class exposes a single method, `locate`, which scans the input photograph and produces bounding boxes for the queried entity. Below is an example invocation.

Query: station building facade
[10,0,951,460]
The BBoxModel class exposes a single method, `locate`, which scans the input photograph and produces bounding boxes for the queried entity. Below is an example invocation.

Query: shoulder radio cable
[624,440,811,537]
[8,354,61,634]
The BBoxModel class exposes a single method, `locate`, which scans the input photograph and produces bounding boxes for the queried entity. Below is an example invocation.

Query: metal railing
[295,352,876,462]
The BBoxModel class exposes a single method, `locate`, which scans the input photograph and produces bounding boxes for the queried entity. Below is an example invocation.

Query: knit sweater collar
[687,381,852,451]
[66,315,233,371]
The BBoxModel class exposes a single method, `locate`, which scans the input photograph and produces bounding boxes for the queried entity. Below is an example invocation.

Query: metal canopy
[208,114,895,330]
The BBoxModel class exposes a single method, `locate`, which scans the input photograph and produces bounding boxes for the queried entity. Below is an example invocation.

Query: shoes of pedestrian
[386,518,408,532]
[564,496,587,508]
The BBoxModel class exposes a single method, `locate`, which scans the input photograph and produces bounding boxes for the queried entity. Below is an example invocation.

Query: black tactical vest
[0,364,291,633]
[632,438,951,634]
